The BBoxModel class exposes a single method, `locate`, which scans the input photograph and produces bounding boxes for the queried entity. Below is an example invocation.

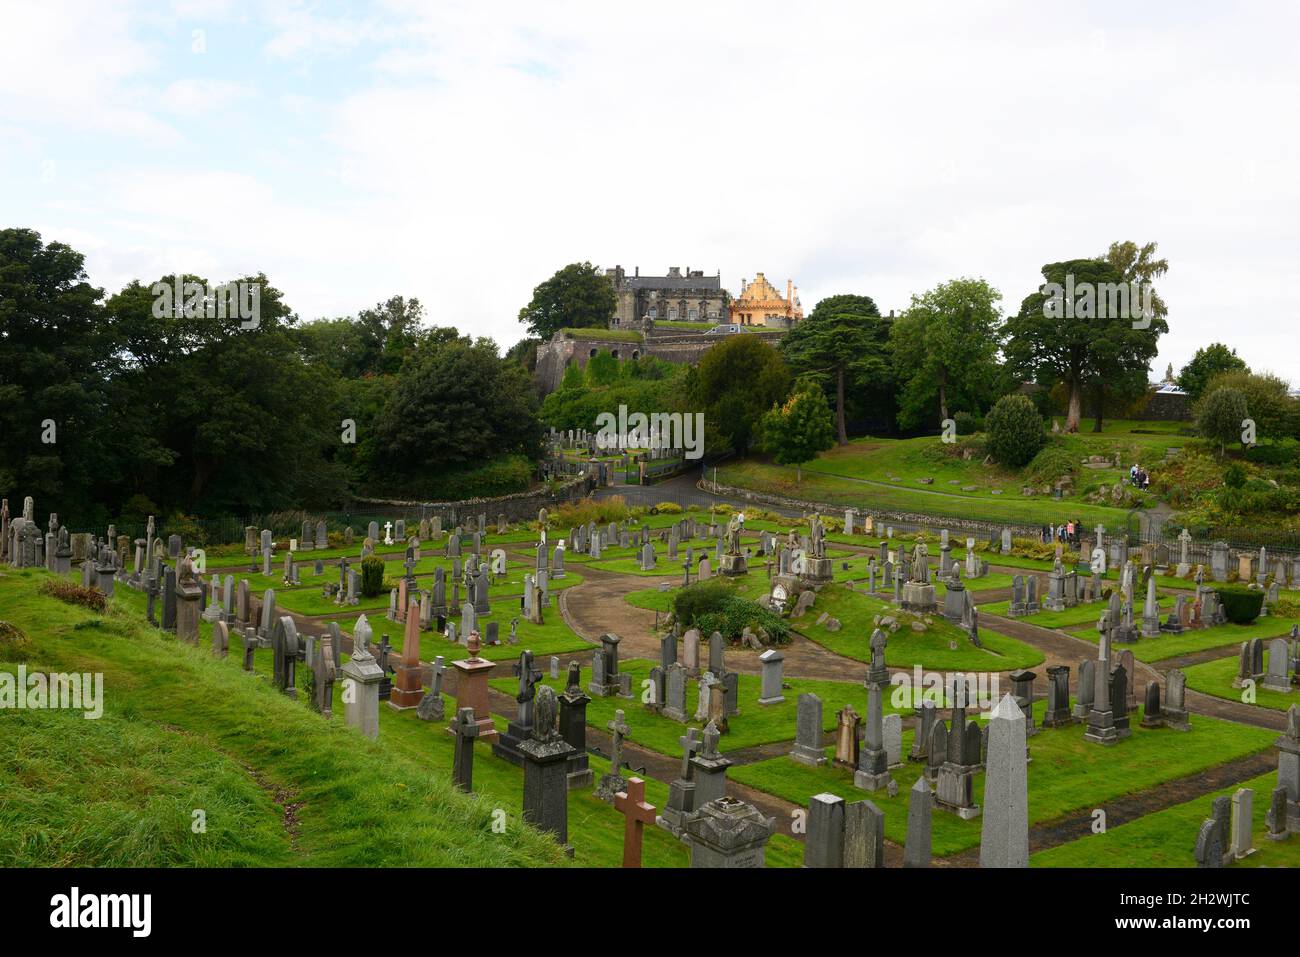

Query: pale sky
[2,0,1297,381]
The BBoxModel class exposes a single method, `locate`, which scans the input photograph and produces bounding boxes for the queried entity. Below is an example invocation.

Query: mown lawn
[790,584,1046,672]
[732,699,1276,858]
[1183,650,1300,712]
[1031,771,1300,868]
[489,658,906,756]
[1065,615,1300,663]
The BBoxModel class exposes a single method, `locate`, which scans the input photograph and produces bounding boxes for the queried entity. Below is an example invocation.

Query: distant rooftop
[610,265,723,292]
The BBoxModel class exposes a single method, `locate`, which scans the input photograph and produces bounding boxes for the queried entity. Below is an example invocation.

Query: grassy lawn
[1066,615,1300,663]
[791,584,1046,672]
[716,459,1136,529]
[4,566,807,868]
[490,658,907,757]
[1031,771,1300,868]
[1183,650,1300,712]
[981,596,1172,629]
[731,699,1276,858]
[0,567,567,868]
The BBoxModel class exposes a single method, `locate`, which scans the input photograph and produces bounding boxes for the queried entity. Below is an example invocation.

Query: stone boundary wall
[355,474,596,524]
[697,479,1041,539]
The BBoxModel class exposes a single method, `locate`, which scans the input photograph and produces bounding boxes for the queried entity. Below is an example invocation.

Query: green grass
[0,567,567,867]
[791,584,1046,672]
[1031,771,1300,868]
[558,327,643,342]
[490,658,908,756]
[1066,615,1300,663]
[981,596,1171,630]
[732,699,1276,858]
[1183,651,1300,712]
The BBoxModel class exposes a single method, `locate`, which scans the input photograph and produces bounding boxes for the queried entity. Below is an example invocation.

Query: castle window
[668,307,678,320]
[688,308,698,320]
[648,307,658,319]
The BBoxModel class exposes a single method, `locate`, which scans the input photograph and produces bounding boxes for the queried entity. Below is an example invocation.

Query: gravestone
[979,695,1028,868]
[790,693,827,765]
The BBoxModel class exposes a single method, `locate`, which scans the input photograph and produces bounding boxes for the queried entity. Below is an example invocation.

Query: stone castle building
[731,272,803,327]
[533,263,799,394]
[605,265,728,327]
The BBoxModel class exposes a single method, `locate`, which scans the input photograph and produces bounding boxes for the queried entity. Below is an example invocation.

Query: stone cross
[613,777,657,868]
[452,706,479,792]
[608,709,631,776]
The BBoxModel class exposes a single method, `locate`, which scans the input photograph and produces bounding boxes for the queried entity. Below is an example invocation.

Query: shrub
[1023,444,1076,487]
[984,394,1045,467]
[673,579,736,627]
[1246,439,1300,467]
[1216,586,1264,624]
[165,512,208,547]
[38,579,108,612]
[697,596,791,645]
[1223,463,1247,489]
[552,496,630,528]
[0,621,33,662]
[360,556,386,597]
[952,410,984,436]
[649,502,683,515]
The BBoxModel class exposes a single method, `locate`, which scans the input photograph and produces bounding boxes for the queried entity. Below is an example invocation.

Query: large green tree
[1179,343,1249,400]
[518,262,616,339]
[760,381,836,483]
[1004,258,1167,432]
[779,293,891,445]
[890,278,1004,430]
[691,335,791,455]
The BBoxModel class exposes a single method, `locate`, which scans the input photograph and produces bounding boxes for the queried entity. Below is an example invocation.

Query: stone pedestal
[519,734,577,848]
[800,557,834,586]
[900,581,938,614]
[341,648,384,740]
[718,553,748,577]
[559,688,593,788]
[449,654,499,743]
[685,797,775,868]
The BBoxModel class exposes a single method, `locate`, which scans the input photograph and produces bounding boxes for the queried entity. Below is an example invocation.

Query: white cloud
[3,0,1299,382]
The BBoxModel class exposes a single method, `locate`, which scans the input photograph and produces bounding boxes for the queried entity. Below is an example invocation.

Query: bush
[1245,439,1300,467]
[1196,386,1249,454]
[165,512,208,547]
[1223,463,1247,489]
[697,596,791,645]
[984,394,1045,468]
[1216,586,1264,624]
[38,579,108,612]
[649,502,683,515]
[1023,444,1076,487]
[360,556,386,598]
[552,496,630,529]
[673,579,736,627]
[952,410,984,436]
[0,621,33,662]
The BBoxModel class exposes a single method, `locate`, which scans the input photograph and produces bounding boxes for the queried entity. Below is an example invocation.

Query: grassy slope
[1183,650,1300,713]
[0,567,566,868]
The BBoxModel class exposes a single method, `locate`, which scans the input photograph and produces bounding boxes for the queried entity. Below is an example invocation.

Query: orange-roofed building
[729,272,803,328]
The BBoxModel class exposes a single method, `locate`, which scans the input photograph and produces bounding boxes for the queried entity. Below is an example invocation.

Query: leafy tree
[584,350,620,386]
[1197,386,1250,456]
[518,262,616,339]
[760,381,836,483]
[779,294,891,445]
[1104,240,1169,323]
[1004,258,1167,433]
[373,335,542,488]
[890,278,1003,430]
[1178,343,1248,400]
[1199,369,1293,441]
[691,335,791,455]
[984,393,1045,467]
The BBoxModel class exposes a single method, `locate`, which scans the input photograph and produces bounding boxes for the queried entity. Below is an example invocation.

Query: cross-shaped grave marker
[613,777,657,868]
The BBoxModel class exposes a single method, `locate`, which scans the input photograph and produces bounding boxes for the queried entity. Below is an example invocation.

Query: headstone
[790,693,827,765]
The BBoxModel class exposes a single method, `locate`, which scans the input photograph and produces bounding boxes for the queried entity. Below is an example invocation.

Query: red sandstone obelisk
[449,630,498,741]
[389,598,424,710]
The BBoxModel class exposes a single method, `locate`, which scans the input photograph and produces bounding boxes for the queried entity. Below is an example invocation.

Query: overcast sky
[2,0,1297,381]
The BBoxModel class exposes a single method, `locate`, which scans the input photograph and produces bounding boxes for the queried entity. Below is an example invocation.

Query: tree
[691,335,791,455]
[1199,369,1294,441]
[1004,258,1167,433]
[1197,386,1250,456]
[779,294,891,445]
[890,278,1003,430]
[1178,343,1248,400]
[1104,240,1169,323]
[518,262,616,340]
[761,381,836,483]
[984,394,1045,467]
[373,335,542,484]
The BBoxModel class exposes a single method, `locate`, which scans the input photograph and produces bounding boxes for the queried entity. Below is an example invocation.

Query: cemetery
[5,491,1300,876]
[3,8,1298,931]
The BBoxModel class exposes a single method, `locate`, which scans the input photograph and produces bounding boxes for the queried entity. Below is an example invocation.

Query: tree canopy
[518,261,616,340]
